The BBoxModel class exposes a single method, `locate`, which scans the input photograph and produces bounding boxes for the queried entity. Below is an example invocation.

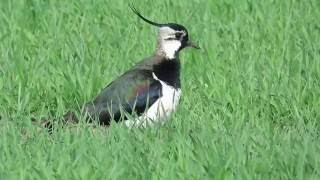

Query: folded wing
[83,69,162,125]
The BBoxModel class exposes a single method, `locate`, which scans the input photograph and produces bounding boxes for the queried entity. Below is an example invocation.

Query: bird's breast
[152,59,181,88]
[124,73,181,128]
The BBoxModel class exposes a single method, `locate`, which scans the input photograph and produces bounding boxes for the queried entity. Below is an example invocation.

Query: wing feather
[83,69,161,125]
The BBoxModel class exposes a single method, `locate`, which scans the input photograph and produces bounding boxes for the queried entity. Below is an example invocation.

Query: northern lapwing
[50,5,199,128]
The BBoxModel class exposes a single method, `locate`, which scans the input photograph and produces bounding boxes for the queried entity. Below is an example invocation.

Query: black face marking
[164,37,176,40]
[164,24,190,48]
[164,31,187,45]
[175,32,183,39]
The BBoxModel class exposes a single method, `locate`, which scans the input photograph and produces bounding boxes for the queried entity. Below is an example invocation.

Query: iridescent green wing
[84,69,162,125]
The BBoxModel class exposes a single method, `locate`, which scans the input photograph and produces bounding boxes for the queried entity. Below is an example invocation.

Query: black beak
[186,41,200,49]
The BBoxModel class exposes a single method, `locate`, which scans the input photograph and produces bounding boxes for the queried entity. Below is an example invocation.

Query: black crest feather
[129,3,164,27]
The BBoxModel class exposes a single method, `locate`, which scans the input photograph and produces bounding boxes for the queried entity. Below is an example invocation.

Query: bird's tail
[32,111,79,132]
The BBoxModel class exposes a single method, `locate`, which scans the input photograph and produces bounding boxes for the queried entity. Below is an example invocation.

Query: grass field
[1,0,320,179]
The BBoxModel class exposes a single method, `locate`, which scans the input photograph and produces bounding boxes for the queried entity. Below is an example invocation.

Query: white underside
[124,73,181,128]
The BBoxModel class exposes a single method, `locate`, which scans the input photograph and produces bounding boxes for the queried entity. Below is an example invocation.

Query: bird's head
[130,5,199,59]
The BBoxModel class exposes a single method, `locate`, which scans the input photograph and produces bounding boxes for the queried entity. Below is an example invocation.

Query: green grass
[1,0,320,179]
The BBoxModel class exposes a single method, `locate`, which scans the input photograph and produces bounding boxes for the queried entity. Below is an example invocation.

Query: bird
[43,5,199,129]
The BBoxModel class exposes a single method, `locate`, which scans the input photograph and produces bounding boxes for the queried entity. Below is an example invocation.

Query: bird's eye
[175,32,183,39]
[164,32,185,41]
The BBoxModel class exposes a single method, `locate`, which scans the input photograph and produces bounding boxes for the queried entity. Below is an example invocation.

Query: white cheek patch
[158,27,186,59]
[162,40,181,59]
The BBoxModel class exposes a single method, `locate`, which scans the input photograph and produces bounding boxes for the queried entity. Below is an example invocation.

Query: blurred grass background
[1,0,320,179]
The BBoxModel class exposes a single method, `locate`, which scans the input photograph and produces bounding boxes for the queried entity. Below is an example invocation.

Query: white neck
[159,40,181,59]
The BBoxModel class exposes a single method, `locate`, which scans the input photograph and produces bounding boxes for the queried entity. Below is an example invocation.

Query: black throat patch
[152,59,181,88]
